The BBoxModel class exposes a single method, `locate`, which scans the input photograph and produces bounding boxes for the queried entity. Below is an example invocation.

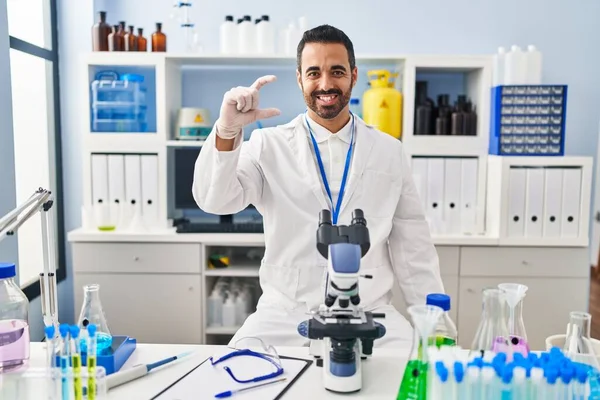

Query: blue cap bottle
[426,293,458,346]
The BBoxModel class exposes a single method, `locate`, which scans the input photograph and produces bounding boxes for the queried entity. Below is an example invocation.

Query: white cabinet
[71,242,203,344]
[457,277,588,351]
[73,273,202,344]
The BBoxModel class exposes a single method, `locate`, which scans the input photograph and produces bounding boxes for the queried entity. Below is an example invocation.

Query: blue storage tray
[489,85,567,156]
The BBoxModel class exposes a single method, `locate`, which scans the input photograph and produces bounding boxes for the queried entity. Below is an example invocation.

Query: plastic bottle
[222,295,237,327]
[493,46,506,86]
[151,22,167,52]
[257,15,275,54]
[526,45,542,85]
[504,45,527,85]
[363,70,403,139]
[219,15,237,54]
[92,11,111,51]
[0,263,30,372]
[284,22,298,56]
[208,290,223,327]
[238,15,254,54]
[235,291,247,325]
[137,28,147,52]
[426,293,458,347]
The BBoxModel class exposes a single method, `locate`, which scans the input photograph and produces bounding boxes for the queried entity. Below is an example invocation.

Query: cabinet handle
[521,260,529,266]
[189,286,194,291]
[133,256,140,261]
[467,288,475,294]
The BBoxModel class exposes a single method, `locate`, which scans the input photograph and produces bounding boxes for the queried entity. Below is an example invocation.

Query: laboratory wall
[53,0,600,337]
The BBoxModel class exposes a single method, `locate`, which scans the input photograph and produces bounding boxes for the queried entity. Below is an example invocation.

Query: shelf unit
[73,52,593,346]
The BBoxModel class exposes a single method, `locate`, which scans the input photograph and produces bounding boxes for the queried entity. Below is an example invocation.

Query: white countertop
[67,227,501,246]
[16,342,408,400]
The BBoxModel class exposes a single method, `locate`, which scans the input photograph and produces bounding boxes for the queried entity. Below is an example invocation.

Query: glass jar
[0,262,30,372]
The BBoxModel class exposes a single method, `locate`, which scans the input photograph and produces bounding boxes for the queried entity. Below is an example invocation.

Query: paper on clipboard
[151,348,312,400]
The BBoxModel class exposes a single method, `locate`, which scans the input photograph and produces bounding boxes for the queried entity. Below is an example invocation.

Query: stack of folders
[88,153,160,232]
[411,156,479,236]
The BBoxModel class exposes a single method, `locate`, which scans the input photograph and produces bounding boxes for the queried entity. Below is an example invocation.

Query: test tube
[466,364,481,400]
[59,324,71,400]
[512,366,526,399]
[44,325,56,369]
[529,367,543,400]
[481,366,496,398]
[454,361,467,400]
[87,324,98,400]
[70,326,83,400]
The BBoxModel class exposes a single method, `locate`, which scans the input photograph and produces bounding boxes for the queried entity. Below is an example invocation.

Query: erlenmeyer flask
[498,283,529,356]
[563,311,600,397]
[77,284,113,354]
[471,288,511,356]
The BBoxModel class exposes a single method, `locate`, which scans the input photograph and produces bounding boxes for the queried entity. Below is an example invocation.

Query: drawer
[72,242,202,274]
[436,246,459,276]
[460,247,588,278]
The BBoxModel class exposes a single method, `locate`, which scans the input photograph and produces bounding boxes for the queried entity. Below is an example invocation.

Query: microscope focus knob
[338,298,349,308]
[325,295,336,307]
[350,295,360,305]
[351,209,366,226]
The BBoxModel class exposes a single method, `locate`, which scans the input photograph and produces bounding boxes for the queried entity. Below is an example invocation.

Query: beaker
[77,284,113,354]
[471,288,511,357]
[396,304,444,400]
[498,283,529,356]
[563,311,600,397]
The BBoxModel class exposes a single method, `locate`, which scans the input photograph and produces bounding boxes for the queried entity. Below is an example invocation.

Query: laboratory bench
[20,342,408,399]
[67,229,590,351]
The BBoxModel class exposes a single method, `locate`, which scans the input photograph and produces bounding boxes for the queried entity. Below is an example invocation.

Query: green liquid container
[397,359,428,400]
[426,293,458,347]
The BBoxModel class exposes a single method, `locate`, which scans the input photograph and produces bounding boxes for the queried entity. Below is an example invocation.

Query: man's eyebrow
[331,65,347,71]
[305,66,320,73]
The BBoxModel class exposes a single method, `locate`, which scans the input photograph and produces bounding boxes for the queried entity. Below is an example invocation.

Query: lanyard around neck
[305,112,355,225]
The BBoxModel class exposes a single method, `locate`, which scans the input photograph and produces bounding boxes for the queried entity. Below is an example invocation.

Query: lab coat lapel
[289,116,330,210]
[339,120,375,216]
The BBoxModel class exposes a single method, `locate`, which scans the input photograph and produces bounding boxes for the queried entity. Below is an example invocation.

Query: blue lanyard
[305,112,355,225]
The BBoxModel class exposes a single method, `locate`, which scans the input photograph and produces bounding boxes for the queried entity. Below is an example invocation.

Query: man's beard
[302,83,353,120]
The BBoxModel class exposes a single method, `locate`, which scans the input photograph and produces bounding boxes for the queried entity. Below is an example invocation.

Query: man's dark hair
[296,25,356,72]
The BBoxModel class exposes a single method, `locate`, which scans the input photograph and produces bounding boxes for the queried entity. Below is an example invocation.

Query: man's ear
[351,67,358,88]
[296,69,302,90]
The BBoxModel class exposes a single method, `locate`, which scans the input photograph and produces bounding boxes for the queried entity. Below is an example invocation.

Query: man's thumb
[254,108,281,121]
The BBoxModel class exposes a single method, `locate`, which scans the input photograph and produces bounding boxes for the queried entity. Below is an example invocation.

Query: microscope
[298,209,386,393]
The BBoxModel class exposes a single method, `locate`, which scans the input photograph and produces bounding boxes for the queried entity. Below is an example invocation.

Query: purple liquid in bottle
[0,319,30,371]
[509,335,530,356]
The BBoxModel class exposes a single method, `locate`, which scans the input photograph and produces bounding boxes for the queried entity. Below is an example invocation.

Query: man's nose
[318,75,334,91]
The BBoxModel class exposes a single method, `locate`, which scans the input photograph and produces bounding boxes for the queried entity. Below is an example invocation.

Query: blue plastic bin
[489,85,567,156]
[91,71,148,132]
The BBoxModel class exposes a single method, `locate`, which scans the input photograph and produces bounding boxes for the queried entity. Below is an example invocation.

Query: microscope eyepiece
[319,209,333,226]
[351,209,366,226]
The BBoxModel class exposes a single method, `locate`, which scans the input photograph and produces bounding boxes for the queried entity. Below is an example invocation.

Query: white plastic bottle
[219,15,237,54]
[493,46,506,86]
[257,15,275,54]
[298,16,308,35]
[504,45,527,85]
[526,45,543,85]
[207,290,223,327]
[235,292,247,325]
[284,22,298,56]
[222,295,237,327]
[238,15,254,54]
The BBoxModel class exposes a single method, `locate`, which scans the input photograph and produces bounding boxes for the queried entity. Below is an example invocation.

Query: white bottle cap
[498,46,506,54]
[511,45,521,52]
[527,45,537,52]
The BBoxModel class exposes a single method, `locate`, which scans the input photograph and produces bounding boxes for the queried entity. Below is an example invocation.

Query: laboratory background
[2,0,600,398]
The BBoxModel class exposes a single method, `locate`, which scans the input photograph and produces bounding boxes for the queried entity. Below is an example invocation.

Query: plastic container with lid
[0,262,30,372]
[426,293,458,347]
[90,71,148,132]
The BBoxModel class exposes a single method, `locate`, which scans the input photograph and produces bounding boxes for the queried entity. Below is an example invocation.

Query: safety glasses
[209,337,284,384]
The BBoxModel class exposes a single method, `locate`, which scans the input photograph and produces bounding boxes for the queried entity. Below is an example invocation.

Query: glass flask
[77,284,112,354]
[563,311,600,397]
[137,28,147,52]
[91,11,111,51]
[124,25,138,51]
[151,23,167,52]
[471,287,511,356]
[397,304,444,400]
[498,283,529,356]
[0,263,30,372]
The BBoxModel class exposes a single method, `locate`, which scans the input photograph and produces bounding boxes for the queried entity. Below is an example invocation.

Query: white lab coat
[193,114,444,348]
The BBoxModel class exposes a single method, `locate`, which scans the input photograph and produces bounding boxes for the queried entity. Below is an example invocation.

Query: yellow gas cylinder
[362,70,403,139]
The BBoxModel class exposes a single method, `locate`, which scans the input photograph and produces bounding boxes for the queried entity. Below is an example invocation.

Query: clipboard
[150,353,313,400]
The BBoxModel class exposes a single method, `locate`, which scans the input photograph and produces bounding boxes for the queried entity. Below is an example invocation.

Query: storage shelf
[204,266,259,277]
[166,140,205,147]
[206,326,240,335]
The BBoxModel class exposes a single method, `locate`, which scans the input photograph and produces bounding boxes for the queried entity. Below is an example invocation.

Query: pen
[87,324,98,400]
[214,377,287,398]
[70,325,83,400]
[106,351,194,389]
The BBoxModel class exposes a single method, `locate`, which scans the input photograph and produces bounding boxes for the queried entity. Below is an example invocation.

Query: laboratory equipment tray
[176,222,264,234]
[489,84,567,156]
